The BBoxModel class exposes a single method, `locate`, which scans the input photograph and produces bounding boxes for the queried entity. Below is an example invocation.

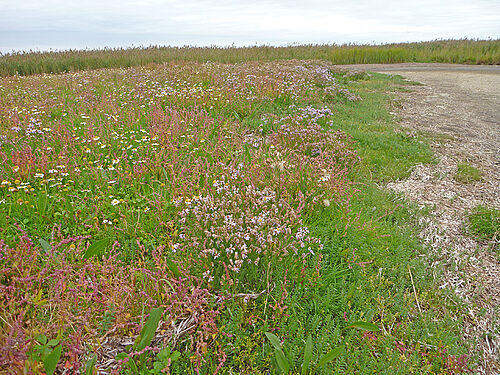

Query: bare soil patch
[342,64,500,373]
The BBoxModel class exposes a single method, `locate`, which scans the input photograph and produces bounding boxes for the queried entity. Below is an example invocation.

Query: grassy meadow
[0,39,499,77]
[0,59,472,373]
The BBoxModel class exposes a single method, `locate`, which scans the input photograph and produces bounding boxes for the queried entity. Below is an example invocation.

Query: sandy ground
[341,63,500,373]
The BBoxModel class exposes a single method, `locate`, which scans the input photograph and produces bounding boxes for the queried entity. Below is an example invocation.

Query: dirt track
[342,63,500,374]
[346,64,500,162]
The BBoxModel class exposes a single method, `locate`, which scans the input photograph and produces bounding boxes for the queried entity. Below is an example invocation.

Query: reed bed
[0,39,498,77]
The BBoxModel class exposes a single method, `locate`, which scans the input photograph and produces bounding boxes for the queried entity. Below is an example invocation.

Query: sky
[1,0,499,53]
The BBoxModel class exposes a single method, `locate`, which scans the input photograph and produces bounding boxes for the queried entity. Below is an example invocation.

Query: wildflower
[111,199,120,206]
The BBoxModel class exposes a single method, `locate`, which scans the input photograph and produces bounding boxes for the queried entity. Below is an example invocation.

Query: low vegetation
[454,162,483,184]
[0,60,470,373]
[0,39,499,77]
[467,205,500,244]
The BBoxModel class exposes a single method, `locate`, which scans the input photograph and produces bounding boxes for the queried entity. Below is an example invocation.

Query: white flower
[111,199,120,206]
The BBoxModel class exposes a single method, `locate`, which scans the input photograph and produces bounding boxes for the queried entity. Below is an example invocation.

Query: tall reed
[0,39,498,77]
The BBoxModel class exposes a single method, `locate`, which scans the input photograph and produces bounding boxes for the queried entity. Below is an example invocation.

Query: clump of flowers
[266,104,359,203]
[171,165,322,286]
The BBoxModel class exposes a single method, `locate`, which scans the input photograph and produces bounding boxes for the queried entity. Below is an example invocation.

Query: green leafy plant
[116,306,165,372]
[265,332,343,374]
[85,355,97,375]
[345,321,380,332]
[27,334,62,375]
[99,304,116,336]
[83,238,112,259]
[134,306,164,352]
[152,346,181,374]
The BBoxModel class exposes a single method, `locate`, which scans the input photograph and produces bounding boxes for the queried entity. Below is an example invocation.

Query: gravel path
[342,63,500,374]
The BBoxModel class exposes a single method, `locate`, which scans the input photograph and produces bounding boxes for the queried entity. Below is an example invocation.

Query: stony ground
[342,63,500,374]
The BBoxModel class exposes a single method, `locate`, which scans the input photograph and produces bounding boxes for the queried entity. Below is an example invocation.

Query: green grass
[468,205,500,243]
[0,39,499,77]
[328,72,435,181]
[454,162,483,184]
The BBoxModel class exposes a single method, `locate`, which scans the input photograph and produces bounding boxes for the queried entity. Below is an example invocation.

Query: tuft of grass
[454,162,482,184]
[468,205,500,243]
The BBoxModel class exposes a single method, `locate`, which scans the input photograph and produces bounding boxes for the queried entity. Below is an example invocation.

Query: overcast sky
[1,0,499,53]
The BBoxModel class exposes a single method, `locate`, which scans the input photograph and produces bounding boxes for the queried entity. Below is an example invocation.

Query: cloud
[0,0,499,52]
